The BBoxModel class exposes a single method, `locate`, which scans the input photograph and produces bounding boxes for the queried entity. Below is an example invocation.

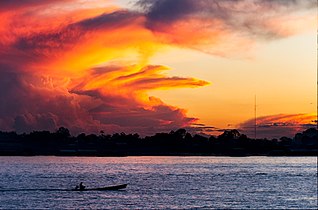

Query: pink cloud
[239,114,317,139]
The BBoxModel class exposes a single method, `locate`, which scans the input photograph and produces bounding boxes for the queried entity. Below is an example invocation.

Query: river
[0,156,316,209]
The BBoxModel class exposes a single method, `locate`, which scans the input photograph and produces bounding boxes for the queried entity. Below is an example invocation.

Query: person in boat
[75,182,86,190]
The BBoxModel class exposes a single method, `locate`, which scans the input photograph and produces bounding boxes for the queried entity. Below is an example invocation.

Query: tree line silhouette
[0,127,316,156]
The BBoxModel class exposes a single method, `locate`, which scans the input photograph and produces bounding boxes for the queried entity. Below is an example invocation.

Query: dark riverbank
[0,127,316,156]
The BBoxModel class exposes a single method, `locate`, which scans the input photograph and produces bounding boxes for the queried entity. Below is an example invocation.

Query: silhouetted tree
[0,127,317,156]
[218,129,241,141]
[55,127,71,139]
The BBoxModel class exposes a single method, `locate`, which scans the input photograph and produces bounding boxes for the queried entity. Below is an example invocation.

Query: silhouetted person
[75,182,86,190]
[79,182,85,190]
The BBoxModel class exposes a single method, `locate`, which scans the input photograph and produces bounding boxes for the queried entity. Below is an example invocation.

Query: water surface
[0,156,316,209]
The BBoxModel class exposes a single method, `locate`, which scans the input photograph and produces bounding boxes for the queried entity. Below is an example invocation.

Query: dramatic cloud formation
[0,0,315,135]
[239,114,317,139]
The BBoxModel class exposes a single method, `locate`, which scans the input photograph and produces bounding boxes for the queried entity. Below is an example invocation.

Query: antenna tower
[254,95,257,140]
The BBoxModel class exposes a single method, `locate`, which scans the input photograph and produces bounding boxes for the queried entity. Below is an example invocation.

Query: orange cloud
[0,3,208,135]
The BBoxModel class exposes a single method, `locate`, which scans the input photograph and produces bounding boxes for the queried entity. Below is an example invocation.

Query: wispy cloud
[239,113,317,139]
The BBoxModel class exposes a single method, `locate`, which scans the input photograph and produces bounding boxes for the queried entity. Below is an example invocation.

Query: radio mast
[254,95,257,140]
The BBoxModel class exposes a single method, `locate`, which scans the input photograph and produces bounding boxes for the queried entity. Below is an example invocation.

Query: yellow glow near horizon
[149,30,317,131]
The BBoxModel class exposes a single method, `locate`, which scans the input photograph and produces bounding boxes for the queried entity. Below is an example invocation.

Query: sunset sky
[0,0,316,139]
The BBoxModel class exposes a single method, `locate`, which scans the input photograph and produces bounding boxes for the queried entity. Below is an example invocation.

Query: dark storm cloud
[138,0,316,39]
[0,70,89,133]
[76,10,141,30]
[139,0,316,21]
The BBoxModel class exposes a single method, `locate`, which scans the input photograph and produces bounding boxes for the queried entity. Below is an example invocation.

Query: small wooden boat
[72,184,127,191]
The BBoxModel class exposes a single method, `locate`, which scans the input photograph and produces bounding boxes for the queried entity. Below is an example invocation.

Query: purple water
[0,156,316,209]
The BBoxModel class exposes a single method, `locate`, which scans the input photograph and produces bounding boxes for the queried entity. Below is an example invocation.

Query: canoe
[72,184,127,191]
